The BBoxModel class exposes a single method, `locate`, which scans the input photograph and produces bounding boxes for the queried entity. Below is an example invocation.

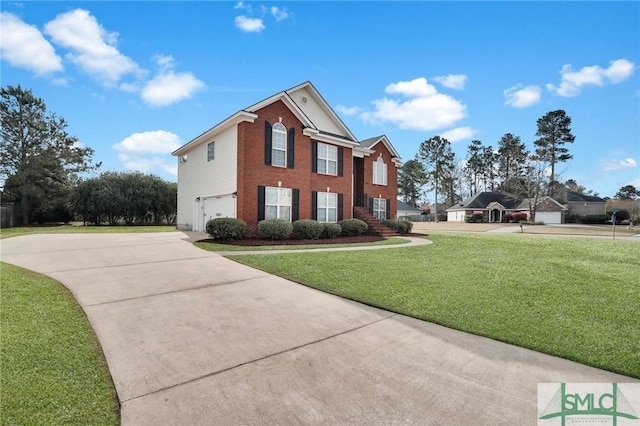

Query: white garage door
[535,211,562,224]
[200,195,236,230]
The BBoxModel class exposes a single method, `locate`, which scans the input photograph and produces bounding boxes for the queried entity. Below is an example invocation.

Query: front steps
[353,206,399,237]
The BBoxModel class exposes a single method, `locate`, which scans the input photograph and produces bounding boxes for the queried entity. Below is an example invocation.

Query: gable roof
[448,191,522,211]
[517,196,567,211]
[359,135,401,158]
[173,81,359,156]
[397,200,422,212]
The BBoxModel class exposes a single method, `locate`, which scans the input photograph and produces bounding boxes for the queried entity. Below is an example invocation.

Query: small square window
[207,141,215,161]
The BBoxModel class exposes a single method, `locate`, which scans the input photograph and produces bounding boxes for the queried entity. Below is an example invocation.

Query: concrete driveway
[1,232,636,425]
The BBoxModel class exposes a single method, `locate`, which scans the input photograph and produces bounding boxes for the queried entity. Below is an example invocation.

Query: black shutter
[287,128,295,169]
[369,198,374,214]
[312,141,318,173]
[292,189,299,221]
[337,193,344,221]
[312,191,318,220]
[386,199,391,220]
[258,186,266,221]
[264,121,272,165]
[338,147,344,176]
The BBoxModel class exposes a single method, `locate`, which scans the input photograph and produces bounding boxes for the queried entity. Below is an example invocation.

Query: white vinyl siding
[317,143,337,175]
[317,192,338,223]
[373,156,388,185]
[265,187,292,221]
[176,126,238,230]
[272,123,286,167]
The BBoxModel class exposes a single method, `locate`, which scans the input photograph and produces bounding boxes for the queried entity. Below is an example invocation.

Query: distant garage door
[535,211,562,224]
[203,195,236,226]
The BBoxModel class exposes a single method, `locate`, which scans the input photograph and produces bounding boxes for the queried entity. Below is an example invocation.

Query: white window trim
[265,186,292,221]
[317,191,338,223]
[317,142,338,176]
[373,156,388,185]
[272,122,287,168]
[373,197,386,220]
[207,141,215,161]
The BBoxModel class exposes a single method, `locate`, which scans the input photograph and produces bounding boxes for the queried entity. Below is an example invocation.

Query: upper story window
[272,123,287,167]
[317,142,338,175]
[207,141,215,161]
[373,156,388,185]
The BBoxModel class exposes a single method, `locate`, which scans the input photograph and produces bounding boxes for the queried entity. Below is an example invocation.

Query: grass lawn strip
[1,262,119,425]
[0,225,177,239]
[229,233,640,378]
[195,237,410,252]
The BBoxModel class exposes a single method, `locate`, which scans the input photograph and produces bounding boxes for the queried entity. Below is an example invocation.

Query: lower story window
[265,187,291,221]
[317,192,337,223]
[373,197,386,220]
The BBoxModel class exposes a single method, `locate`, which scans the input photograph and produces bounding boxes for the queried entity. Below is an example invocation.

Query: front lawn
[195,237,409,251]
[229,233,640,378]
[0,224,176,239]
[1,263,120,425]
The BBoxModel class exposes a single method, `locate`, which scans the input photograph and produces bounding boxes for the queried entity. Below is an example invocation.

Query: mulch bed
[197,233,426,246]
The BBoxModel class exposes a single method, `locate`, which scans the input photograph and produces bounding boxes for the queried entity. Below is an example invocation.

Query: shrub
[321,222,342,239]
[257,219,293,240]
[502,213,513,223]
[565,214,584,224]
[465,213,485,223]
[608,209,630,224]
[205,217,247,241]
[338,218,368,236]
[382,219,413,234]
[511,212,528,222]
[584,214,608,224]
[293,219,324,240]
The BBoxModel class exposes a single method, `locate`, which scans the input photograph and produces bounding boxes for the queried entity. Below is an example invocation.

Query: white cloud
[504,84,541,108]
[359,77,467,131]
[44,9,142,86]
[547,59,636,97]
[336,105,364,116]
[626,178,640,188]
[235,15,265,33]
[0,12,63,75]
[433,74,467,90]
[113,130,182,155]
[440,126,476,142]
[141,70,205,107]
[271,6,288,21]
[602,157,637,172]
[113,130,182,176]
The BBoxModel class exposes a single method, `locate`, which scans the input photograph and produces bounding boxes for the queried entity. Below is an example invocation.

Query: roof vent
[301,96,308,104]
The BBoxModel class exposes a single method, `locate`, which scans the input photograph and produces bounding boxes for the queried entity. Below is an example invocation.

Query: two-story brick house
[172,81,400,233]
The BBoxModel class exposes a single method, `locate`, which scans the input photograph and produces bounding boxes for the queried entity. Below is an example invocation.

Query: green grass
[0,224,176,239]
[1,263,119,425]
[195,237,410,251]
[229,233,640,378]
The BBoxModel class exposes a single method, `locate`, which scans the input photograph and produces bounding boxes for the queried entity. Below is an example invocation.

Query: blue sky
[1,1,638,199]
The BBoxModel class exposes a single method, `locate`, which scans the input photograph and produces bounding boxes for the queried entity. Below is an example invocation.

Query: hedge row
[205,218,369,241]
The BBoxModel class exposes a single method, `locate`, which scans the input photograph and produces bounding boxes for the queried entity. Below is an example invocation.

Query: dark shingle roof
[565,190,605,203]
[397,200,422,212]
[453,191,522,210]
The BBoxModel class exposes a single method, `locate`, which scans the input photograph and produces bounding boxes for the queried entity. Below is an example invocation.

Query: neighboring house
[448,191,590,224]
[172,81,400,232]
[397,200,422,220]
[447,192,522,223]
[554,189,607,217]
[516,196,567,224]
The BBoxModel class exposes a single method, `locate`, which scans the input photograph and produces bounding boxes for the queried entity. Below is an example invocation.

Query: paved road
[1,232,636,425]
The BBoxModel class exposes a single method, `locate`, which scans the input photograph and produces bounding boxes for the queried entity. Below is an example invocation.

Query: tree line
[1,85,176,226]
[400,110,591,215]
